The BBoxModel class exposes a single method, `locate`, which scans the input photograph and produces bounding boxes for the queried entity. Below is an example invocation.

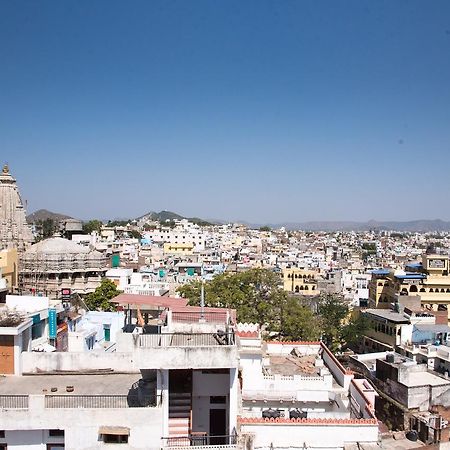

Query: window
[210,396,226,404]
[49,430,64,437]
[102,434,129,444]
[0,430,4,438]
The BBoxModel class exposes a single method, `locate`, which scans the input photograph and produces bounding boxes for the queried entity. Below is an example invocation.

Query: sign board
[429,259,446,269]
[48,308,57,339]
[61,288,71,300]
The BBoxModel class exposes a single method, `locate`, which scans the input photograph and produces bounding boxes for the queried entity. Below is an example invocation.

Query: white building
[237,326,379,450]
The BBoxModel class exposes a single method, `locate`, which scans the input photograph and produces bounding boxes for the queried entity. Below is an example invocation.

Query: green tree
[177,268,287,331]
[82,219,103,234]
[280,297,322,341]
[341,313,370,350]
[128,230,142,239]
[42,218,56,238]
[85,279,121,312]
[259,226,271,232]
[317,294,349,352]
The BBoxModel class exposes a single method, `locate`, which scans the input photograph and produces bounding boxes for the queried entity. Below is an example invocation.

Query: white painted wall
[1,395,164,450]
[240,422,379,449]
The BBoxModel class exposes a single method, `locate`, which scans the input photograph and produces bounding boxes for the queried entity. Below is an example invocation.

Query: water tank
[386,353,395,363]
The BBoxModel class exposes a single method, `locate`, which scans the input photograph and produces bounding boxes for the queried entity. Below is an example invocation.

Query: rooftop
[364,309,410,324]
[0,373,143,396]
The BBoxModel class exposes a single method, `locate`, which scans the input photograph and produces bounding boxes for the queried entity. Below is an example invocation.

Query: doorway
[209,409,227,444]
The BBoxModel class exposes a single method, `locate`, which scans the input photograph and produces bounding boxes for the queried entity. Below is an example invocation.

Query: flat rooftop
[0,373,143,396]
[364,309,410,323]
[404,371,450,388]
[268,355,319,376]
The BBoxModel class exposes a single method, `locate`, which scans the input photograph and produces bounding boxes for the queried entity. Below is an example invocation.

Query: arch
[420,288,426,292]
[378,282,383,287]
[441,289,445,293]
[304,286,309,290]
[299,286,304,290]
[295,286,300,293]
[429,288,434,293]
[410,285,418,293]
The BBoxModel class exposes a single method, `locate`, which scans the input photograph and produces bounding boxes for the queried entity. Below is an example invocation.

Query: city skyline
[2,1,450,222]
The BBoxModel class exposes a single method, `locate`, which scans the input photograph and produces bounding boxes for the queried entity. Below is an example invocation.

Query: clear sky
[1,1,450,223]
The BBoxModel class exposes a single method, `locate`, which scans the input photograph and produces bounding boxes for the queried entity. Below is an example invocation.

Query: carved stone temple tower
[0,164,33,252]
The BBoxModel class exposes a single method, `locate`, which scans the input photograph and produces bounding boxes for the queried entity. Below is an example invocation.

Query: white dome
[25,237,91,255]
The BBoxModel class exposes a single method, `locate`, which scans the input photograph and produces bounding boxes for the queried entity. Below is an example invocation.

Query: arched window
[410,285,418,293]
[420,288,426,292]
[300,286,304,290]
[429,288,434,293]
[295,286,299,293]
[305,286,309,290]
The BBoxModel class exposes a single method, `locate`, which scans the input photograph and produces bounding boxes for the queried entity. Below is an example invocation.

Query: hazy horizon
[2,1,450,223]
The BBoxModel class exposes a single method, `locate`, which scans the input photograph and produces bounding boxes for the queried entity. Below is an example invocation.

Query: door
[0,335,14,374]
[209,409,227,445]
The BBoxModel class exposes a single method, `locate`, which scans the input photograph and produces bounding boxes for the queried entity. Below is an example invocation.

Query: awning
[98,426,130,436]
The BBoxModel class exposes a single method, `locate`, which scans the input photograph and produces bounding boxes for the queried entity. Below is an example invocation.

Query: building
[19,236,108,298]
[281,268,319,295]
[238,330,379,449]
[0,247,19,292]
[0,295,239,449]
[368,254,450,319]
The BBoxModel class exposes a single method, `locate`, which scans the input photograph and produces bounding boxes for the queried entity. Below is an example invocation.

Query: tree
[280,297,321,341]
[259,226,271,232]
[317,294,349,352]
[84,279,121,312]
[177,268,287,331]
[341,313,370,350]
[42,218,56,238]
[128,230,142,239]
[82,219,103,234]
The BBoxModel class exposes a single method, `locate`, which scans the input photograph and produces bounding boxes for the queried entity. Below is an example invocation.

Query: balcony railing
[171,311,235,324]
[162,434,237,447]
[139,332,235,348]
[0,395,29,409]
[45,394,158,408]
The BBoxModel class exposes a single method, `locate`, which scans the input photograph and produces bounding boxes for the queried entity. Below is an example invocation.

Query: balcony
[0,395,29,409]
[161,433,237,450]
[139,332,235,348]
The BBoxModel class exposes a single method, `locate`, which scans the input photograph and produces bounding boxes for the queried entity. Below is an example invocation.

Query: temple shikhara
[0,164,33,253]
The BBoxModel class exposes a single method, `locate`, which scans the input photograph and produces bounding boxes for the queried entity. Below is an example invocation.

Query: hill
[136,210,214,226]
[27,209,73,224]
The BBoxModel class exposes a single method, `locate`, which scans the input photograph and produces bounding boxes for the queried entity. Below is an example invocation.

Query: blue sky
[1,1,450,223]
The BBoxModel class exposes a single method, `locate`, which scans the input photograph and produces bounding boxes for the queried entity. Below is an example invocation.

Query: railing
[172,311,236,325]
[162,434,237,447]
[139,332,235,348]
[45,394,158,408]
[0,395,29,409]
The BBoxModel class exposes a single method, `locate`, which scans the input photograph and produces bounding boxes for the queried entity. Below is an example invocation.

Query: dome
[25,237,91,255]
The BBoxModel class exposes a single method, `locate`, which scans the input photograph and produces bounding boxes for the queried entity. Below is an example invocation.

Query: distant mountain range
[27,209,73,224]
[258,219,450,232]
[26,209,450,232]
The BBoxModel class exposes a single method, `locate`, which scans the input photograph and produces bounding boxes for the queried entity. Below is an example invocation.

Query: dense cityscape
[1,165,450,449]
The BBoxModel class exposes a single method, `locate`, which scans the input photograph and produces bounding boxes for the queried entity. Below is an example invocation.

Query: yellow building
[163,242,194,255]
[0,248,19,292]
[368,254,450,317]
[281,268,319,295]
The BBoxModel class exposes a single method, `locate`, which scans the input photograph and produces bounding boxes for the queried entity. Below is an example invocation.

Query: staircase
[168,392,191,440]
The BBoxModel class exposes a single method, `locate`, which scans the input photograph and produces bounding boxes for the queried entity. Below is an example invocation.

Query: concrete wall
[22,351,137,373]
[240,421,379,449]
[0,395,163,450]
